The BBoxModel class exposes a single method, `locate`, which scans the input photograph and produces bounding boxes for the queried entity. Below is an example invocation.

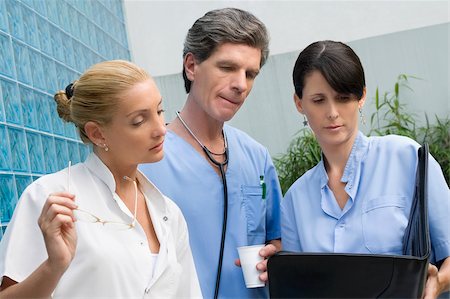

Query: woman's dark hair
[293,40,365,99]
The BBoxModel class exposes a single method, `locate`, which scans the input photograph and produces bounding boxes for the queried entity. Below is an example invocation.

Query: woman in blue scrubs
[281,40,450,298]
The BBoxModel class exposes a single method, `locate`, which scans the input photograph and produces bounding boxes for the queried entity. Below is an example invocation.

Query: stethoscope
[176,112,229,299]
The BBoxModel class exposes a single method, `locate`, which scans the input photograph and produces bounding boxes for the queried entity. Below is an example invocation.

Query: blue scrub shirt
[282,132,450,263]
[140,124,282,298]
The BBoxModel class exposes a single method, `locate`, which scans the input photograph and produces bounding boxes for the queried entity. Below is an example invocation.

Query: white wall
[123,1,449,157]
[123,0,449,77]
[152,23,450,156]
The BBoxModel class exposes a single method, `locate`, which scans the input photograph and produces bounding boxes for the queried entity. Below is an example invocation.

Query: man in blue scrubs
[140,8,282,299]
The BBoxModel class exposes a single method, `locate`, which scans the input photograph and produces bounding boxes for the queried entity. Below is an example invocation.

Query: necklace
[176,111,228,156]
[123,175,138,228]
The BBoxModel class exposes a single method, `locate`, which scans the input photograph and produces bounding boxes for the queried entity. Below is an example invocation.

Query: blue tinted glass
[67,141,81,164]
[0,125,12,170]
[15,174,32,198]
[22,5,39,48]
[21,0,34,10]
[64,122,77,139]
[6,0,24,41]
[13,41,32,85]
[0,174,18,223]
[19,85,37,129]
[41,135,57,173]
[0,0,8,32]
[29,49,46,90]
[0,81,5,121]
[73,41,84,72]
[96,30,105,58]
[54,63,68,95]
[41,55,57,93]
[35,92,53,133]
[48,95,64,136]
[54,137,68,171]
[33,0,47,17]
[78,14,89,46]
[62,34,75,69]
[0,0,130,232]
[8,127,29,172]
[70,11,81,41]
[78,143,91,161]
[0,33,15,78]
[87,22,98,53]
[50,26,64,63]
[45,0,59,26]
[37,16,52,56]
[26,131,44,173]
[1,78,22,125]
[56,0,70,33]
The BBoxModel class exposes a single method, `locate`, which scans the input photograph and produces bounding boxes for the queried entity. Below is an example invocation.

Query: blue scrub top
[140,124,282,298]
[282,131,450,263]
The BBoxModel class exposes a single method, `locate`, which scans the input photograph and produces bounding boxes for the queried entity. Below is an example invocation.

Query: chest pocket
[362,195,408,254]
[241,185,266,244]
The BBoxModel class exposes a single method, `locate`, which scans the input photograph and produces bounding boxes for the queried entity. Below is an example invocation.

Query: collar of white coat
[84,153,170,221]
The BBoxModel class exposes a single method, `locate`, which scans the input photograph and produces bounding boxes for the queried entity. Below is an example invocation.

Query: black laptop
[268,145,430,298]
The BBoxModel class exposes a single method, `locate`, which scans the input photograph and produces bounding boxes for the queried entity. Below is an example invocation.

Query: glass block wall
[0,0,131,237]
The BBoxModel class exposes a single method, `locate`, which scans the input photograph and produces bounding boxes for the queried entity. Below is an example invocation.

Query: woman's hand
[38,192,78,274]
[423,264,440,299]
[423,258,450,299]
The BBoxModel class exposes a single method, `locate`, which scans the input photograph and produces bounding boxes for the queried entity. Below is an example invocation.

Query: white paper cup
[237,244,265,288]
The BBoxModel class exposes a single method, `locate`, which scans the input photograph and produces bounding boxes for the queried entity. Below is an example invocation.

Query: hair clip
[65,83,74,99]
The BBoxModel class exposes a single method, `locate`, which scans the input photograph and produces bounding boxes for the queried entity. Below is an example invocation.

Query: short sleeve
[427,154,450,263]
[281,189,302,252]
[264,149,282,241]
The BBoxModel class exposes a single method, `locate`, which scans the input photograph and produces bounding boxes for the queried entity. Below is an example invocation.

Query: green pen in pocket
[260,175,266,199]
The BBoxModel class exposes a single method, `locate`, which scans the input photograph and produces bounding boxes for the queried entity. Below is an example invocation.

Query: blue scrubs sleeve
[281,189,302,252]
[427,154,450,263]
[264,149,282,242]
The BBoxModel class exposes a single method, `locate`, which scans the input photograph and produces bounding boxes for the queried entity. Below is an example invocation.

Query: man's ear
[183,53,196,82]
[84,121,106,146]
[294,93,304,114]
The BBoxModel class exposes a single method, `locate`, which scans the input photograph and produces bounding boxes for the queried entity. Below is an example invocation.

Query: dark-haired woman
[281,40,450,298]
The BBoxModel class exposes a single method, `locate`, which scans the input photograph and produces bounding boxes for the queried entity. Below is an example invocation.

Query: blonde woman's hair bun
[54,82,75,123]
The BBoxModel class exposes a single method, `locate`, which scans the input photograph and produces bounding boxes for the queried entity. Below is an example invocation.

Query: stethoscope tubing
[203,146,229,299]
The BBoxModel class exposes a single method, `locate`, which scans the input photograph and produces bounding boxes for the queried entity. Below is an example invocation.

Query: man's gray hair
[182,7,270,93]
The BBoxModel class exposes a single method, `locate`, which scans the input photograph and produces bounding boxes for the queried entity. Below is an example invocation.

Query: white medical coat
[0,153,202,298]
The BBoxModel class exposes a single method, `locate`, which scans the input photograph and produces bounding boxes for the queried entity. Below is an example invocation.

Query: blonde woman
[0,60,201,298]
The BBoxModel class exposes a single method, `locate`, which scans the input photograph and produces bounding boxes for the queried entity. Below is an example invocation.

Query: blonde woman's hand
[38,192,78,274]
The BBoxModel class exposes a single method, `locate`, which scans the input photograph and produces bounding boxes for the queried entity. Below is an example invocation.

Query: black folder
[268,144,430,298]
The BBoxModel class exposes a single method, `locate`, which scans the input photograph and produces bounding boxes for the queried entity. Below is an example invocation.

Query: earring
[97,143,109,152]
[359,108,366,125]
[303,115,308,127]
